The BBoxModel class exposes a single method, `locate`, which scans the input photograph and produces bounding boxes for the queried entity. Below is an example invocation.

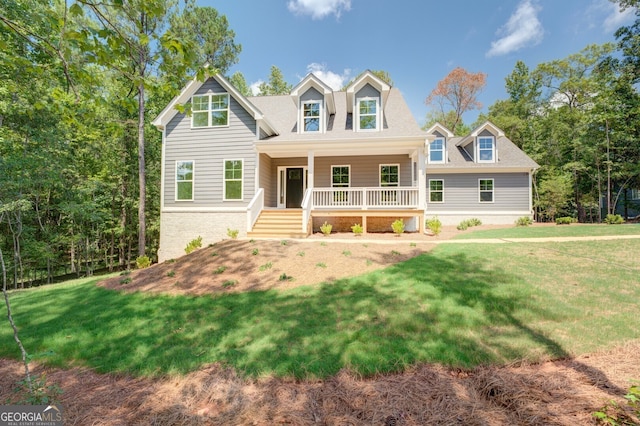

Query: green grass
[453,223,640,240]
[1,240,639,380]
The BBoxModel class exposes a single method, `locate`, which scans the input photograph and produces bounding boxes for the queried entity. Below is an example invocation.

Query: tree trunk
[137,79,146,258]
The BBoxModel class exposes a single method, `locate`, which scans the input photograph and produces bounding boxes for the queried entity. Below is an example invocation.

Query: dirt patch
[1,341,639,425]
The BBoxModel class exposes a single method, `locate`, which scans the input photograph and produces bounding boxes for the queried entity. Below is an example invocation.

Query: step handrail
[246,188,264,232]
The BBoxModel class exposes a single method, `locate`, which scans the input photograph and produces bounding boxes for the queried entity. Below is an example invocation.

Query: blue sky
[200,0,635,126]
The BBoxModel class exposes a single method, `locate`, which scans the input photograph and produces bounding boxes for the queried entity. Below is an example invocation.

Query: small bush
[227,228,239,239]
[426,216,442,236]
[320,221,332,236]
[593,382,639,425]
[135,255,151,269]
[351,223,363,236]
[119,277,132,285]
[279,273,293,281]
[252,248,259,255]
[457,221,469,231]
[457,218,482,231]
[316,262,327,268]
[468,218,482,227]
[391,219,405,236]
[167,270,176,277]
[555,216,576,225]
[185,236,203,254]
[515,216,534,227]
[222,280,237,288]
[213,266,227,274]
[259,262,272,271]
[604,214,624,225]
[297,251,305,257]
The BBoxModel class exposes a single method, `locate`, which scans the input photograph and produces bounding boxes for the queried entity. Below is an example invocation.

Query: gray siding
[356,83,380,99]
[426,172,530,211]
[259,154,273,207]
[164,78,257,207]
[314,155,412,187]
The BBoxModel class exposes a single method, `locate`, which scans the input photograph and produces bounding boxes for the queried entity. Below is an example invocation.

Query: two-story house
[152,70,537,261]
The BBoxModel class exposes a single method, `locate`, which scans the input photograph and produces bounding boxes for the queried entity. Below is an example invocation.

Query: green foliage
[426,216,442,236]
[316,262,327,268]
[166,270,175,277]
[278,273,293,282]
[457,218,482,231]
[227,228,239,239]
[351,223,364,235]
[135,255,151,269]
[259,262,272,271]
[516,216,534,227]
[391,219,405,235]
[297,251,305,257]
[257,65,292,95]
[593,382,640,425]
[222,280,237,288]
[213,266,227,274]
[320,221,333,236]
[252,248,259,256]
[119,277,132,285]
[555,216,577,225]
[16,374,62,405]
[342,250,351,256]
[185,236,203,254]
[605,214,625,225]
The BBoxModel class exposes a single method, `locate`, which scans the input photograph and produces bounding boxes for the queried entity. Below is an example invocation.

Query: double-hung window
[331,165,350,204]
[477,137,495,162]
[176,161,194,201]
[429,138,445,163]
[479,179,494,203]
[192,93,229,127]
[429,179,444,203]
[380,164,399,204]
[303,101,321,132]
[224,159,243,200]
[358,98,378,130]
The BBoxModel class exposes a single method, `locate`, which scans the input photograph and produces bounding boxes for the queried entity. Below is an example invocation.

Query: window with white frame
[477,136,495,162]
[380,164,399,186]
[331,165,350,204]
[303,101,321,132]
[176,161,194,201]
[358,98,378,130]
[224,159,243,200]
[479,179,494,203]
[429,138,445,163]
[191,93,229,127]
[429,179,444,203]
[631,188,640,200]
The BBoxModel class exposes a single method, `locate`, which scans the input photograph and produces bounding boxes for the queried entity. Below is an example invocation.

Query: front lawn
[1,238,639,379]
[453,223,640,240]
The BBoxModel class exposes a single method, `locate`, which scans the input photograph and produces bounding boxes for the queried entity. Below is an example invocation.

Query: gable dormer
[456,121,504,163]
[425,123,454,164]
[346,71,391,132]
[290,73,335,134]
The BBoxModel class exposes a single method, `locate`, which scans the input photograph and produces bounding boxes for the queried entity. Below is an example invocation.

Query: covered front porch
[247,139,427,237]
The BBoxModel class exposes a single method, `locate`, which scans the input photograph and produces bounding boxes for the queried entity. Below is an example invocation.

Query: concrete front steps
[247,209,308,239]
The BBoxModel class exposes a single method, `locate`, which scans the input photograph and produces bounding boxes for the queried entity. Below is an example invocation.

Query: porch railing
[301,188,313,234]
[246,188,264,232]
[311,187,419,209]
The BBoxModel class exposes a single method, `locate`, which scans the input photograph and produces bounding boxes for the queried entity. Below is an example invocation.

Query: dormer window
[192,93,229,128]
[357,98,378,131]
[429,138,445,163]
[303,101,321,132]
[477,136,495,162]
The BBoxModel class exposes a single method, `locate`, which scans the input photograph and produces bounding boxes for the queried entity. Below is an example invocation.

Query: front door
[286,168,304,208]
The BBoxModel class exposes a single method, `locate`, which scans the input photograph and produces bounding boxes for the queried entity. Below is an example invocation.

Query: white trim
[476,136,495,163]
[428,179,445,203]
[175,160,194,201]
[425,167,532,174]
[428,137,446,164]
[301,99,323,133]
[425,210,531,215]
[379,163,400,187]
[191,93,230,128]
[331,165,351,187]
[356,97,380,132]
[479,178,495,203]
[160,129,166,208]
[223,159,244,201]
[162,207,247,213]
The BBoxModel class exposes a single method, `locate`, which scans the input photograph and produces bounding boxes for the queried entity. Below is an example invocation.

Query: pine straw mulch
[1,340,639,425]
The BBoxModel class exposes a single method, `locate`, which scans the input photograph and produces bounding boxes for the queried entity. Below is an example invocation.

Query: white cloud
[249,80,263,96]
[304,63,351,90]
[593,0,636,33]
[486,0,544,57]
[287,0,351,20]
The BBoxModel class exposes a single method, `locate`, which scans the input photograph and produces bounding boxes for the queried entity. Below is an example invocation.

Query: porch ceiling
[255,138,425,158]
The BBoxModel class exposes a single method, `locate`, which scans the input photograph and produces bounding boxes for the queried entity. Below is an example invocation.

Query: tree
[257,65,292,96]
[422,110,470,135]
[425,67,486,135]
[228,71,252,97]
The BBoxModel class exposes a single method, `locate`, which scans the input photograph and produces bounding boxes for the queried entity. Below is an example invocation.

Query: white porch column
[307,151,314,190]
[418,148,427,208]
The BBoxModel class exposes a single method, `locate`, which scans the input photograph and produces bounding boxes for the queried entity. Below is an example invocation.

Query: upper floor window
[176,161,194,201]
[358,98,378,131]
[477,136,495,162]
[303,101,321,132]
[192,93,229,128]
[429,138,445,163]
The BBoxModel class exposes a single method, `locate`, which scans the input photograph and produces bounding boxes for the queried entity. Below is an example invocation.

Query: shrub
[391,219,405,236]
[457,221,469,231]
[185,236,203,254]
[278,273,293,281]
[320,221,332,236]
[426,216,442,236]
[166,270,176,277]
[222,280,237,288]
[135,255,151,269]
[252,248,259,255]
[593,382,639,425]
[227,228,239,239]
[515,216,534,227]
[457,218,482,231]
[213,266,227,274]
[555,216,576,225]
[351,223,364,236]
[468,218,482,227]
[604,214,624,225]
